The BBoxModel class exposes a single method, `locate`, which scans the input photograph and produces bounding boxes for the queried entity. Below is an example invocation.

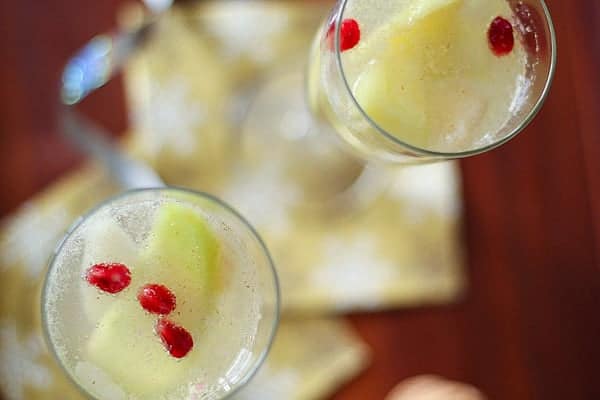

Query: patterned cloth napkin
[0,1,465,398]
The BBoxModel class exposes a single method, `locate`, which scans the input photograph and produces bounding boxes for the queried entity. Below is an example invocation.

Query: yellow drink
[311,0,530,156]
[43,190,277,400]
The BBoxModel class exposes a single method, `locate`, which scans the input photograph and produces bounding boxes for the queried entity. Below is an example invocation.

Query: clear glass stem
[237,62,390,216]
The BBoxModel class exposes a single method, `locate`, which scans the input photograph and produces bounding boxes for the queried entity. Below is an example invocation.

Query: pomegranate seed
[137,284,176,315]
[85,263,131,294]
[326,18,361,52]
[488,16,515,56]
[156,319,194,358]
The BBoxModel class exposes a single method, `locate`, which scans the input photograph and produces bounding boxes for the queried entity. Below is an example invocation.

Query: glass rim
[41,186,281,400]
[333,0,557,158]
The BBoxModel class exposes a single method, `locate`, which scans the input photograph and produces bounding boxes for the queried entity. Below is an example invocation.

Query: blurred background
[1,0,599,399]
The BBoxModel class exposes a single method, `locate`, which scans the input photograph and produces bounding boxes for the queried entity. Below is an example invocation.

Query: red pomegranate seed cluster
[85,263,194,359]
[488,16,515,56]
[86,263,131,294]
[326,18,361,52]
[138,284,176,315]
[156,319,194,358]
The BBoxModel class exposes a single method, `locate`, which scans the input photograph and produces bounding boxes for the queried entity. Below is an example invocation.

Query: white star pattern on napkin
[0,321,52,400]
[390,162,461,219]
[232,366,299,400]
[223,162,301,236]
[202,6,288,64]
[311,233,396,311]
[0,205,69,278]
[134,77,206,157]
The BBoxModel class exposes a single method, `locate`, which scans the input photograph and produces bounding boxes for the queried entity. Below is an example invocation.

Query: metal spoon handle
[59,18,165,190]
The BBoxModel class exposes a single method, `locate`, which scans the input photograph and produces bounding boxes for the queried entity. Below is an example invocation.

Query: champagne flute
[42,188,280,400]
[237,0,556,211]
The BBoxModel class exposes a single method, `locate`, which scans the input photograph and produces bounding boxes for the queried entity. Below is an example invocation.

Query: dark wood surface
[1,1,599,399]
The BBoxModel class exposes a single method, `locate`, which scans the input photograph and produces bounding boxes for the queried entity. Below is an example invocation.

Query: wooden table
[1,1,599,399]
